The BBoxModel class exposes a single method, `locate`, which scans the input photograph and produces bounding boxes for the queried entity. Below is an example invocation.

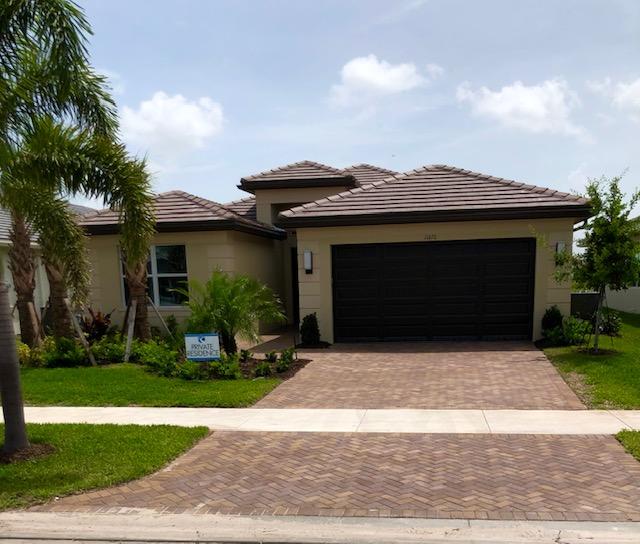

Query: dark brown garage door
[332,238,535,342]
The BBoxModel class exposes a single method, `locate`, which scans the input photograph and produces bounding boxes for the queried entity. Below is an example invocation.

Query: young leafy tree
[180,270,286,354]
[559,175,640,352]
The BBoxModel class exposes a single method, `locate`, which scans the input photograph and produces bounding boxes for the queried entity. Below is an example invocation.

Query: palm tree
[181,270,286,355]
[0,1,154,454]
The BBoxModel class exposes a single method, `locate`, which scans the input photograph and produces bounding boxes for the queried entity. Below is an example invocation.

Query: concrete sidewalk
[10,406,640,434]
[1,511,639,543]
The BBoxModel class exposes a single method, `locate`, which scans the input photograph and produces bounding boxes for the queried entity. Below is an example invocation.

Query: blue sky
[77,0,640,208]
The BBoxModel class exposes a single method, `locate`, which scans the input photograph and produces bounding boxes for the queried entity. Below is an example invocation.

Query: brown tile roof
[239,160,356,191]
[344,164,399,186]
[279,164,592,227]
[81,191,284,238]
[224,196,257,221]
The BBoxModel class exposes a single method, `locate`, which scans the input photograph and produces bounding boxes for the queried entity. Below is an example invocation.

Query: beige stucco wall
[295,218,578,342]
[253,186,352,225]
[230,231,287,329]
[86,230,282,330]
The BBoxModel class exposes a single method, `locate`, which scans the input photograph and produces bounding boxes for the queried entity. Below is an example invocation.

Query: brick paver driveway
[40,431,640,522]
[256,342,584,410]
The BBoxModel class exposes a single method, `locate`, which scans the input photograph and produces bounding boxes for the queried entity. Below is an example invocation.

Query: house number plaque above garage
[424,234,437,240]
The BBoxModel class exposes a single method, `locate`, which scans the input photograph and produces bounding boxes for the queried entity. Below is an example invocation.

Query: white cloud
[330,54,438,108]
[456,79,587,139]
[121,91,224,157]
[589,77,640,121]
[425,63,444,79]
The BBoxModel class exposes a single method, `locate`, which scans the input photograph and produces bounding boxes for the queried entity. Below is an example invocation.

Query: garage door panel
[332,239,534,342]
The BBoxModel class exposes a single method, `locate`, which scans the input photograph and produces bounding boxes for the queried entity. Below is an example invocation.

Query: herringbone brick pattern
[38,432,640,521]
[256,342,584,409]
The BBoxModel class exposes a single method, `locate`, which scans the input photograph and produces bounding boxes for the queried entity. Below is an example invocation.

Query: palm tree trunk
[44,260,73,338]
[8,214,42,347]
[220,332,238,355]
[126,262,150,342]
[0,282,29,454]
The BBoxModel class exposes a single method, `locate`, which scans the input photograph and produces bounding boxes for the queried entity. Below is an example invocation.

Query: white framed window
[121,245,188,307]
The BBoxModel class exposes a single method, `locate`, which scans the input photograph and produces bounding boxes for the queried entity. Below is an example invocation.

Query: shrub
[17,341,41,367]
[542,306,563,333]
[543,316,591,347]
[40,337,89,368]
[276,347,296,373]
[300,313,320,344]
[81,308,114,343]
[213,354,242,379]
[543,326,567,347]
[254,361,272,377]
[134,340,179,377]
[562,316,591,345]
[91,336,126,363]
[176,360,209,381]
[239,349,253,363]
[264,351,278,364]
[276,358,290,373]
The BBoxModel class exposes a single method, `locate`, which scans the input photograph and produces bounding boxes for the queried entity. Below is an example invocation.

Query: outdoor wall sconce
[303,250,313,274]
[555,241,566,254]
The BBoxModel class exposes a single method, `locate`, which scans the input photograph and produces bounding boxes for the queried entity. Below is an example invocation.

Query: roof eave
[83,219,286,240]
[238,176,356,193]
[279,205,593,229]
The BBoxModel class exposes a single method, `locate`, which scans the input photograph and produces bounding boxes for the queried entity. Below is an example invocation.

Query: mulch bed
[239,357,311,380]
[0,443,55,464]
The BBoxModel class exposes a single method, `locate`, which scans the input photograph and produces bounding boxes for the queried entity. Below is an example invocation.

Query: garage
[332,238,536,342]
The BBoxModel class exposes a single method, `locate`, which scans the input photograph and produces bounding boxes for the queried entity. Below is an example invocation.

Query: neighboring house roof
[81,190,284,239]
[0,203,96,246]
[344,164,399,186]
[224,196,257,221]
[238,160,357,192]
[279,164,592,227]
[68,203,98,216]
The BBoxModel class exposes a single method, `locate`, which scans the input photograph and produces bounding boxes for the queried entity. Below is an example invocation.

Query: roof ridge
[344,163,399,175]
[226,195,256,205]
[242,159,346,181]
[280,173,402,217]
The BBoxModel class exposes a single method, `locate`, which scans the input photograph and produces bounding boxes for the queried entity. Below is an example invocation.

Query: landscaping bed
[544,311,640,409]
[0,423,207,510]
[21,364,281,407]
[19,334,310,407]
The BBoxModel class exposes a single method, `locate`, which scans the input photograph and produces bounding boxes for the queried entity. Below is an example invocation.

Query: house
[80,161,591,342]
[606,217,640,314]
[0,204,95,334]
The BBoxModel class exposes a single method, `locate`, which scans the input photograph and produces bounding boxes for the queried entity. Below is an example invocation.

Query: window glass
[158,277,188,306]
[155,245,187,274]
[120,245,188,306]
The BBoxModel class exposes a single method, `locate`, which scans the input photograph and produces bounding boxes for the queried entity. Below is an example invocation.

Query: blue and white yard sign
[184,333,221,361]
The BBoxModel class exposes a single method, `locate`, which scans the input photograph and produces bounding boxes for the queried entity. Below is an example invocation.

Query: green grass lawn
[0,423,207,510]
[618,430,640,462]
[544,311,640,409]
[21,363,280,407]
